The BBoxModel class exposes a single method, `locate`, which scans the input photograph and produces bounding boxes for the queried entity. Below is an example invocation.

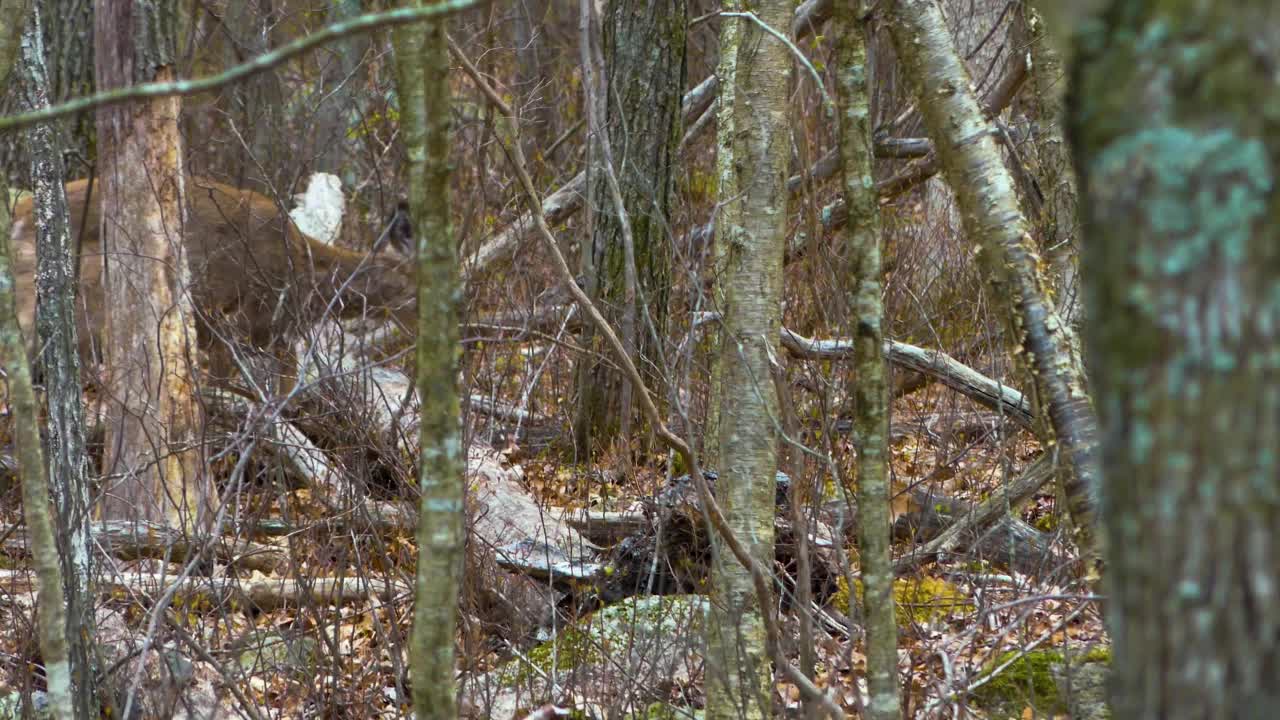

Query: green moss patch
[831,575,974,626]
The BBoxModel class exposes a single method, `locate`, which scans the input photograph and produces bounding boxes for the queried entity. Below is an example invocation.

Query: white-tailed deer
[9,177,416,394]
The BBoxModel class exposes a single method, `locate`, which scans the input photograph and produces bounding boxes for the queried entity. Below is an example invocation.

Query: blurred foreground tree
[1072,1,1280,717]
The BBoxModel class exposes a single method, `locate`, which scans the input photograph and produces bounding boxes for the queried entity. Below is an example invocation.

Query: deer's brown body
[10,177,415,384]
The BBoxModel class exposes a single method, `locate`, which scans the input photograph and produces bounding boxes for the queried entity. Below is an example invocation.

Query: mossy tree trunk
[392,5,464,717]
[835,3,899,718]
[94,0,207,528]
[1071,2,1280,717]
[704,4,790,718]
[17,3,99,715]
[572,0,685,462]
[886,0,1101,577]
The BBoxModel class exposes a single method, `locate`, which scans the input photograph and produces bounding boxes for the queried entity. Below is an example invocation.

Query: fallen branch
[0,520,284,573]
[0,570,412,611]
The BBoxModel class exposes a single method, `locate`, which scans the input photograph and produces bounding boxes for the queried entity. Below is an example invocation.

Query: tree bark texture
[700,1,740,471]
[94,0,206,528]
[886,0,1101,576]
[0,11,74,715]
[704,5,790,718]
[1071,2,1280,718]
[392,7,464,718]
[835,2,900,718]
[572,0,685,459]
[18,4,99,715]
[36,0,94,171]
[1015,5,1081,323]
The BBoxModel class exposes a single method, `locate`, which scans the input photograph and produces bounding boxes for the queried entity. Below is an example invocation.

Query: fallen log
[0,520,285,573]
[0,570,411,611]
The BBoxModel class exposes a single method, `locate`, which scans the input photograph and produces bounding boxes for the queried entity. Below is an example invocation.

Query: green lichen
[831,575,973,626]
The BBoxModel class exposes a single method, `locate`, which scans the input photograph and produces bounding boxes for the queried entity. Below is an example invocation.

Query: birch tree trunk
[835,4,899,718]
[886,0,1101,575]
[17,4,98,715]
[705,4,790,717]
[1071,2,1280,717]
[571,0,685,461]
[94,0,206,529]
[0,11,74,719]
[392,6,464,717]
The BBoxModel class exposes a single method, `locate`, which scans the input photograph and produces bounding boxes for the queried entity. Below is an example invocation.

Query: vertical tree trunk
[1016,4,1081,323]
[886,0,1101,575]
[36,0,94,171]
[701,0,742,471]
[835,3,899,718]
[314,0,368,187]
[1071,2,1280,717]
[94,0,206,529]
[393,7,464,718]
[572,0,685,461]
[17,4,98,715]
[0,12,74,719]
[705,5,790,718]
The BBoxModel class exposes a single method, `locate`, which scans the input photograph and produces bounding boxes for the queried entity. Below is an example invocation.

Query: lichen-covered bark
[95,0,206,528]
[1,9,75,720]
[37,0,94,166]
[392,7,463,718]
[0,190,75,720]
[17,5,98,716]
[1070,2,1280,717]
[704,2,789,717]
[887,0,1101,574]
[702,1,741,470]
[573,0,685,459]
[835,3,899,718]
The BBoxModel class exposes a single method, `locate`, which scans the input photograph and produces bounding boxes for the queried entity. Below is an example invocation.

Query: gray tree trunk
[1016,5,1080,323]
[392,5,464,717]
[0,10,74,719]
[702,1,741,471]
[17,4,98,716]
[835,3,899,718]
[704,5,790,718]
[572,0,685,461]
[36,0,93,172]
[1071,1,1280,717]
[886,0,1102,575]
[94,0,206,528]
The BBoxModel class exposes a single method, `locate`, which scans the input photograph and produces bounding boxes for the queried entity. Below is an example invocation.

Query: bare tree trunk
[392,6,463,717]
[17,4,99,715]
[314,0,368,186]
[886,0,1101,575]
[94,0,206,529]
[1071,2,1280,717]
[0,13,73,717]
[36,0,93,172]
[704,5,790,718]
[571,0,685,461]
[1015,4,1081,324]
[835,3,899,718]
[701,0,742,472]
